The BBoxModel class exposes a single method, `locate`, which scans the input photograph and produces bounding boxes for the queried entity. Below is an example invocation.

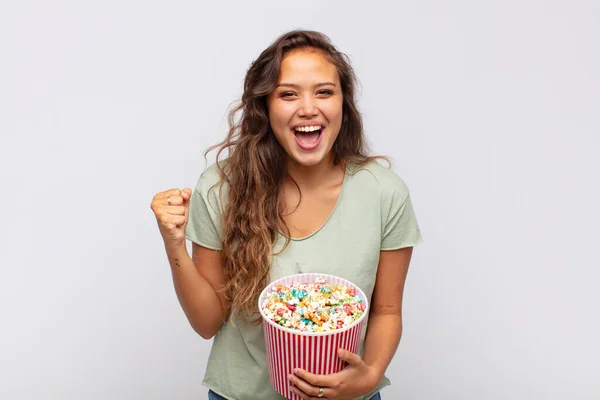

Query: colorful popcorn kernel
[262,278,365,333]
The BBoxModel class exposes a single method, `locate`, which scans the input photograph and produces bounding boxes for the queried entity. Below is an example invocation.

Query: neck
[286,153,344,190]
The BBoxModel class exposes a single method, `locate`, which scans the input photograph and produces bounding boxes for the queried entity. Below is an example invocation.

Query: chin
[295,158,321,167]
[290,151,329,167]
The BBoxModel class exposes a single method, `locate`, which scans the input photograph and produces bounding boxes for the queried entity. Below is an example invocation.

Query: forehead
[278,49,339,84]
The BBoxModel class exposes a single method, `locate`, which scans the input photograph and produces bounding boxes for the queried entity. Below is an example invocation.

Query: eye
[280,92,296,98]
[317,90,334,96]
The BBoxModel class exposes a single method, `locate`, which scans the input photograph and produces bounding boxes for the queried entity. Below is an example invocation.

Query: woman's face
[266,48,343,168]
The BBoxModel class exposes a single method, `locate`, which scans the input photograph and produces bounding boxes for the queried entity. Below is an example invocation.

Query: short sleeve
[380,179,423,251]
[185,167,225,251]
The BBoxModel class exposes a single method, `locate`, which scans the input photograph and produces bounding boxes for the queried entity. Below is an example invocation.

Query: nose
[297,94,318,117]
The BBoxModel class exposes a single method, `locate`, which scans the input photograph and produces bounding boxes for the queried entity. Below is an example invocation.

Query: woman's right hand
[150,188,192,248]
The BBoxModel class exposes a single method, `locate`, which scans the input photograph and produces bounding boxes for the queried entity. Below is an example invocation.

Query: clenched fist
[150,188,192,248]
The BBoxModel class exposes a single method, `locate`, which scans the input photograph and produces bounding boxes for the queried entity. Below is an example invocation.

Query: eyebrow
[276,82,337,89]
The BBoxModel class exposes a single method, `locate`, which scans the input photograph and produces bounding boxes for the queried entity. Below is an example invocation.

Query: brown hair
[205,29,389,323]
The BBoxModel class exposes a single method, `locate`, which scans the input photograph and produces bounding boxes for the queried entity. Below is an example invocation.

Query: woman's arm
[289,247,415,399]
[362,246,414,385]
[166,242,230,339]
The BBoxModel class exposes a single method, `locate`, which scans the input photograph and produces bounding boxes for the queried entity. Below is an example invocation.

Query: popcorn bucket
[258,273,369,400]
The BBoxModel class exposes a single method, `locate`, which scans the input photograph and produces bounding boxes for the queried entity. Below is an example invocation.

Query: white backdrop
[1,1,599,399]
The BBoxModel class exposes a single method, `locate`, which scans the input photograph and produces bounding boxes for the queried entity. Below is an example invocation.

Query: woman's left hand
[288,349,380,400]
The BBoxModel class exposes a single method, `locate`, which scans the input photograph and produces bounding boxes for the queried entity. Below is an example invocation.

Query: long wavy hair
[205,29,389,324]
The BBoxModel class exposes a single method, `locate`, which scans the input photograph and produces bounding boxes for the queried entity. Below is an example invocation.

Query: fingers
[162,205,186,215]
[290,386,319,400]
[182,188,192,221]
[289,375,323,399]
[150,188,191,226]
[337,349,362,366]
[156,213,187,228]
[292,369,326,387]
[161,188,186,198]
[165,196,185,206]
[150,198,186,215]
[173,188,192,202]
[150,187,192,247]
[153,188,192,202]
[151,188,192,208]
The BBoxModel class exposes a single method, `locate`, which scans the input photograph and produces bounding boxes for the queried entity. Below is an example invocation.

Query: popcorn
[261,277,365,333]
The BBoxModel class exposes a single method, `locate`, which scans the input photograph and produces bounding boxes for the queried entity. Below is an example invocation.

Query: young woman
[151,29,422,400]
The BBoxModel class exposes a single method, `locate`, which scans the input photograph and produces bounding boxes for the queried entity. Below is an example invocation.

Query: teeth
[295,125,322,132]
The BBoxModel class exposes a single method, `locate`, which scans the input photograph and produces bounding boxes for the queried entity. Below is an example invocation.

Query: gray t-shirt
[185,160,423,400]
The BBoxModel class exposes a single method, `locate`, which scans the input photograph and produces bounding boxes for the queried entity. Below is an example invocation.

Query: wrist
[164,241,188,257]
[364,365,383,393]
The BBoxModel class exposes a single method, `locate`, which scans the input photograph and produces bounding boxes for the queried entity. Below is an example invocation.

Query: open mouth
[293,126,323,150]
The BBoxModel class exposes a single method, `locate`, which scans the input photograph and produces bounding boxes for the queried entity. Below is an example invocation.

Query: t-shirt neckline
[283,163,350,242]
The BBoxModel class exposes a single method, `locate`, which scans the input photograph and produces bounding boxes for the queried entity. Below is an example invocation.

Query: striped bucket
[258,273,369,400]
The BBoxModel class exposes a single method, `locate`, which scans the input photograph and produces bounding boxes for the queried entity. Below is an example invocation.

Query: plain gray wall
[1,1,599,399]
